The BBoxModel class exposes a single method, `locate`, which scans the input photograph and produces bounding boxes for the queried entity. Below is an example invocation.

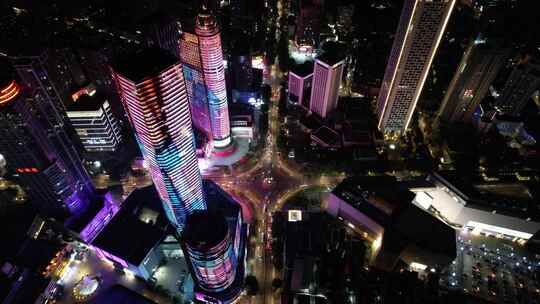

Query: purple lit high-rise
[110,48,206,228]
[179,7,233,154]
[0,60,94,215]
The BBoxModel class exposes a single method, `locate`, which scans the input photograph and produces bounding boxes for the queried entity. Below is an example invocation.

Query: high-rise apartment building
[376,0,456,135]
[67,93,123,152]
[9,49,80,113]
[110,48,206,229]
[495,62,540,116]
[179,7,232,153]
[437,36,509,123]
[0,61,94,215]
[288,63,313,109]
[309,54,345,118]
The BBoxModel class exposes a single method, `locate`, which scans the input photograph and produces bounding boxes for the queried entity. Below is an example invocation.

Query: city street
[3,1,540,304]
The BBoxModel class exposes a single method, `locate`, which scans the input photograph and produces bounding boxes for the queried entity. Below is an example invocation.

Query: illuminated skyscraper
[8,51,95,200]
[179,7,232,153]
[495,62,540,116]
[183,212,237,292]
[0,61,94,215]
[437,36,509,123]
[182,206,244,304]
[110,48,206,228]
[309,54,345,119]
[67,93,123,152]
[180,32,213,138]
[9,49,79,113]
[376,0,456,135]
[288,63,313,109]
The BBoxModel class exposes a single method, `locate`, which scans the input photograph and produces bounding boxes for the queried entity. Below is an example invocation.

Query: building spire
[196,1,216,31]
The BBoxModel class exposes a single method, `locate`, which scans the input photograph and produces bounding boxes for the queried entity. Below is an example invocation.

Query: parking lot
[442,230,540,303]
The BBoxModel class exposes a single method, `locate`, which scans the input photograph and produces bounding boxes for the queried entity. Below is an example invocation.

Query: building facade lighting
[110,49,206,229]
[376,0,456,135]
[180,7,232,152]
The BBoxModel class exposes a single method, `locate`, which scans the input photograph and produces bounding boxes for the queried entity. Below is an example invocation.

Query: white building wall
[326,193,385,237]
[412,187,540,239]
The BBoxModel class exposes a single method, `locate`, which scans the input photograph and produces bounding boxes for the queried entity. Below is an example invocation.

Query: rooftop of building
[88,284,157,304]
[65,198,105,233]
[282,211,328,258]
[111,47,179,82]
[92,186,171,266]
[290,62,314,77]
[67,93,106,112]
[195,5,217,31]
[316,41,347,66]
[332,176,416,225]
[183,211,228,251]
[432,171,540,221]
[332,177,456,266]
[390,204,457,257]
[311,126,341,147]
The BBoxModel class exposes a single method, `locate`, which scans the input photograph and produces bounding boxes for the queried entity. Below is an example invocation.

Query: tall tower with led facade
[180,6,233,154]
[179,31,213,139]
[376,0,456,136]
[0,60,94,215]
[182,211,243,303]
[110,48,206,228]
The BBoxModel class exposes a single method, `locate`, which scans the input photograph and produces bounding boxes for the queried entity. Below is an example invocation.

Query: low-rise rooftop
[433,171,540,221]
[92,186,170,266]
[311,126,341,148]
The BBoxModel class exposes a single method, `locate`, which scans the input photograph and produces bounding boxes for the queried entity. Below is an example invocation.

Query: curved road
[202,1,345,303]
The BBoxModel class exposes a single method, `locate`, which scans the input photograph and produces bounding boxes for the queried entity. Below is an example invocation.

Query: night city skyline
[1,0,540,304]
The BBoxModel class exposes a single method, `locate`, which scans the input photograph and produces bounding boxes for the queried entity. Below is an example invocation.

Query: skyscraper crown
[196,5,217,31]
